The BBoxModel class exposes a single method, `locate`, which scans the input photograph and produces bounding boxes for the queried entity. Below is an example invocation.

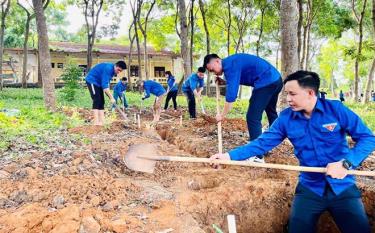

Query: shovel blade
[124,144,158,173]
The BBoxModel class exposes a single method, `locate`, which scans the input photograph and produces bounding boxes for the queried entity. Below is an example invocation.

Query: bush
[60,63,83,101]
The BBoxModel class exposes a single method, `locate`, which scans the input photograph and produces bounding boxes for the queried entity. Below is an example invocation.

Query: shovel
[198,97,206,115]
[124,144,375,176]
[113,103,128,121]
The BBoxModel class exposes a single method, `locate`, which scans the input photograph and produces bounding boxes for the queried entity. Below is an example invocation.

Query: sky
[64,2,132,37]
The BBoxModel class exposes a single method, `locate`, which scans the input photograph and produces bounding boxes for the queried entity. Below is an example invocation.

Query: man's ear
[308,89,316,97]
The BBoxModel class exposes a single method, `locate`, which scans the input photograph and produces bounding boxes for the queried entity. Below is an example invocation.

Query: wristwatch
[342,159,352,170]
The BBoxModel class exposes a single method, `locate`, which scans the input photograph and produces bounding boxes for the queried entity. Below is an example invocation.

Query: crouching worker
[112,77,129,111]
[210,71,375,233]
[137,80,166,122]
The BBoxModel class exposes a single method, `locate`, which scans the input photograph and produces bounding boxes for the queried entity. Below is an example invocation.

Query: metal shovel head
[124,143,158,173]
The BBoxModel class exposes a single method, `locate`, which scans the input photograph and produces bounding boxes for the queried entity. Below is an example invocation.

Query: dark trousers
[164,90,178,110]
[184,90,196,118]
[288,183,370,233]
[247,78,283,141]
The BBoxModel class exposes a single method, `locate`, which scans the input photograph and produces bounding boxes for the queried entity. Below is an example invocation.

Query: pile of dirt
[1,107,375,233]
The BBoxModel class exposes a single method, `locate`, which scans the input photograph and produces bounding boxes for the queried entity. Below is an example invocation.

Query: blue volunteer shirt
[229,99,375,197]
[222,53,281,102]
[167,76,178,92]
[113,81,127,95]
[85,63,115,89]
[182,73,204,92]
[143,80,166,99]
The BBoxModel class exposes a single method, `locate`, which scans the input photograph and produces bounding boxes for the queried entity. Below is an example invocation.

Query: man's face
[197,72,205,79]
[121,80,127,85]
[206,58,222,75]
[285,80,316,111]
[114,66,123,75]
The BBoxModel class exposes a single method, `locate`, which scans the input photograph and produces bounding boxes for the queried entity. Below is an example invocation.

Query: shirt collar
[291,98,323,119]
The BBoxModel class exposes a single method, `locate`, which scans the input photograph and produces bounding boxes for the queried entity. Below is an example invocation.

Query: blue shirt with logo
[85,63,115,89]
[182,73,204,92]
[228,99,375,197]
[222,53,281,102]
[113,81,127,95]
[167,76,178,92]
[143,80,166,99]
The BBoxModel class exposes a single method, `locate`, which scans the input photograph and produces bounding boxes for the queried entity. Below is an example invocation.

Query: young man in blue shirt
[112,77,129,111]
[204,53,282,161]
[137,80,166,122]
[210,71,375,233]
[182,67,205,119]
[164,71,179,111]
[85,61,127,125]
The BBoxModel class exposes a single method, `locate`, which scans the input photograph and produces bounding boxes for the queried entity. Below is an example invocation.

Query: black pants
[87,81,105,110]
[184,90,196,118]
[164,90,178,110]
[288,183,370,233]
[247,78,283,141]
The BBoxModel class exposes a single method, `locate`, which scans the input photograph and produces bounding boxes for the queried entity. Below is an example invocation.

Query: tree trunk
[137,0,155,80]
[226,0,231,56]
[297,0,303,68]
[22,16,32,88]
[352,0,368,101]
[178,0,192,79]
[0,0,10,91]
[256,7,266,56]
[363,0,375,103]
[199,0,211,95]
[37,50,43,87]
[84,0,103,72]
[190,0,195,70]
[128,19,136,90]
[362,58,374,103]
[32,0,56,111]
[304,24,311,70]
[280,0,299,108]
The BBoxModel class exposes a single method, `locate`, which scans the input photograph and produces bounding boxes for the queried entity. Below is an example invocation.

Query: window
[154,66,165,78]
[51,63,55,68]
[130,65,139,77]
[57,63,64,69]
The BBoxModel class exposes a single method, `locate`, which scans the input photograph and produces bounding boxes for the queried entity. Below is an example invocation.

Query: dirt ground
[0,107,374,233]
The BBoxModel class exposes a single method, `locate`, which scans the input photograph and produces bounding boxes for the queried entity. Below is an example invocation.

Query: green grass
[0,88,374,152]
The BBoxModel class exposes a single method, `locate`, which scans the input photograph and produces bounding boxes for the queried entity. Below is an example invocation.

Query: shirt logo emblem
[322,122,337,132]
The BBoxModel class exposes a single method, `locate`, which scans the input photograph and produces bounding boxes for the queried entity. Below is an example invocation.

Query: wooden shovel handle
[138,155,375,177]
[215,82,223,154]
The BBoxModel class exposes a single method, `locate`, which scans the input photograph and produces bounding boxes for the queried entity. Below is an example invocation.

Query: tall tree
[82,0,103,71]
[352,0,368,101]
[362,0,375,103]
[0,0,10,91]
[280,0,298,108]
[127,19,136,89]
[189,0,195,69]
[138,0,156,80]
[255,0,269,56]
[130,0,143,80]
[17,0,50,88]
[198,0,211,95]
[32,0,56,110]
[178,0,191,78]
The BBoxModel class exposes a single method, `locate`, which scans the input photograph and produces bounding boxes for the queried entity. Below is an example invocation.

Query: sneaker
[246,156,265,163]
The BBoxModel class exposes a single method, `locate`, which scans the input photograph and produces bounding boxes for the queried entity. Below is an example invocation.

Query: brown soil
[1,107,374,233]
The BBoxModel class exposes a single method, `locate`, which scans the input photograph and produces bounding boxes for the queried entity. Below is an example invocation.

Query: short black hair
[165,71,172,76]
[203,54,220,69]
[197,67,206,73]
[115,61,127,70]
[121,77,127,81]
[284,70,320,95]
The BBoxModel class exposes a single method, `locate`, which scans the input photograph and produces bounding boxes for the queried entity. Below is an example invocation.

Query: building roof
[5,41,180,57]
